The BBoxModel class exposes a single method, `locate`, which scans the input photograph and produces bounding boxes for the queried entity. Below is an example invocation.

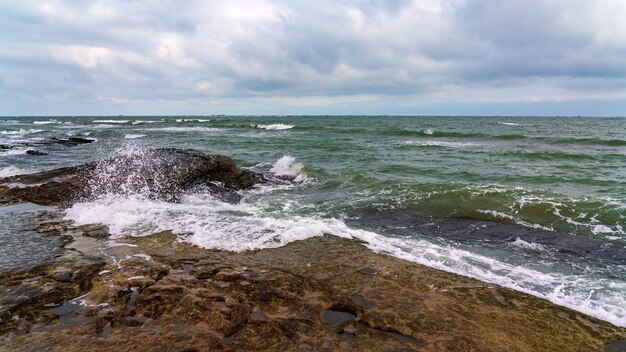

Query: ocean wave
[131,120,161,125]
[270,155,306,182]
[255,124,295,130]
[0,129,44,136]
[145,126,221,133]
[175,118,211,123]
[33,120,60,125]
[496,122,524,126]
[93,120,130,124]
[0,165,27,178]
[403,140,484,148]
[124,134,146,139]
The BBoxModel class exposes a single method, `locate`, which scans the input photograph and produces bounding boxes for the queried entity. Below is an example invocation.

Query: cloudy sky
[1,0,625,116]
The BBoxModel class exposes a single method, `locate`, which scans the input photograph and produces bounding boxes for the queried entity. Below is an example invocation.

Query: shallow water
[0,115,624,326]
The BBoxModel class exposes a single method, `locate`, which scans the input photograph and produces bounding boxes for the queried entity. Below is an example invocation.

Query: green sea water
[1,115,625,326]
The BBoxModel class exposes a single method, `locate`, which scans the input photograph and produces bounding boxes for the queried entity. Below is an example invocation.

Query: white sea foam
[404,140,482,148]
[497,122,523,126]
[424,128,434,135]
[93,120,129,124]
[0,166,26,178]
[509,237,549,252]
[270,155,305,182]
[255,124,295,130]
[592,225,614,235]
[131,120,161,125]
[124,134,145,139]
[1,129,44,136]
[146,126,221,132]
[0,148,28,157]
[33,120,59,125]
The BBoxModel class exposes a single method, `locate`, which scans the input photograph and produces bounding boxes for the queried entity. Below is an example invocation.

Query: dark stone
[321,309,356,325]
[0,148,262,206]
[605,340,626,352]
[359,267,378,275]
[347,209,626,265]
[351,294,375,308]
[26,150,48,156]
[0,145,14,150]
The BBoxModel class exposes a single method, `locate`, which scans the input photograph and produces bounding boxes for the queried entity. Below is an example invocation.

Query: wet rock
[26,149,48,156]
[359,267,378,276]
[38,137,96,146]
[605,340,626,352]
[0,148,262,206]
[321,307,357,325]
[0,145,14,150]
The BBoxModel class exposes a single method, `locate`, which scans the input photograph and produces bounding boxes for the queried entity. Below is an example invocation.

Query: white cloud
[1,0,625,115]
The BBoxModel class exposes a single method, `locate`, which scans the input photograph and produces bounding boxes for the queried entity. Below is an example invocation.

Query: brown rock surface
[1,232,624,352]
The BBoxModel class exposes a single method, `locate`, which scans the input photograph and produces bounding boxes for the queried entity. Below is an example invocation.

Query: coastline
[2,229,624,351]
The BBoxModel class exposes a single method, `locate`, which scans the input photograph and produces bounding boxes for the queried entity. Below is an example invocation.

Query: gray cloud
[0,0,625,115]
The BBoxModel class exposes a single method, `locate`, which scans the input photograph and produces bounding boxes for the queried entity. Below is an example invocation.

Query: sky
[1,0,626,116]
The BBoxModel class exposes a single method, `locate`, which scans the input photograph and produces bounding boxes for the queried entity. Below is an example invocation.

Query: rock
[0,145,14,150]
[0,148,262,206]
[26,149,48,156]
[38,137,96,146]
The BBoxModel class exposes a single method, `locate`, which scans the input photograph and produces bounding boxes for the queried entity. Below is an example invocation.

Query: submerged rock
[26,149,48,156]
[0,148,262,205]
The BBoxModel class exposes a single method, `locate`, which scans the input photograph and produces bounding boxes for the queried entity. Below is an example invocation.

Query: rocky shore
[0,149,624,351]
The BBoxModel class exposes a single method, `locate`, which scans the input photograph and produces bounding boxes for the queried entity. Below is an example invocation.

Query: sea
[1,115,624,327]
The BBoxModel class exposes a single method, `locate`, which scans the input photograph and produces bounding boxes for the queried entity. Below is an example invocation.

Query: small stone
[359,267,378,275]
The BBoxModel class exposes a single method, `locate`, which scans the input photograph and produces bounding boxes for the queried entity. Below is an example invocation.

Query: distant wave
[403,140,483,148]
[255,124,295,130]
[124,134,146,139]
[387,128,626,146]
[175,118,211,123]
[497,122,523,126]
[131,120,161,125]
[1,129,44,136]
[93,120,130,124]
[146,126,221,133]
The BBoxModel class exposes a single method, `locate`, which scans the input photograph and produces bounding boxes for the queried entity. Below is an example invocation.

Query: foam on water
[93,120,130,124]
[146,126,221,133]
[124,134,145,139]
[1,129,44,136]
[497,122,523,126]
[270,155,306,182]
[255,124,295,130]
[404,140,483,148]
[0,166,27,178]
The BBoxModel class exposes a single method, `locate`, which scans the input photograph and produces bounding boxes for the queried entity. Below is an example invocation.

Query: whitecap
[33,120,59,125]
[255,124,295,130]
[497,122,523,126]
[0,165,27,178]
[124,134,145,139]
[404,140,483,148]
[509,237,550,252]
[93,120,130,124]
[0,129,44,136]
[131,120,161,125]
[270,155,305,182]
[146,126,220,133]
